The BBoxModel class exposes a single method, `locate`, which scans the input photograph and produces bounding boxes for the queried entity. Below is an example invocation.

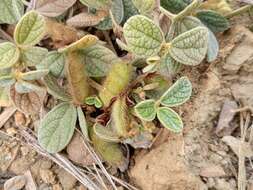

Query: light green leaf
[93,122,120,142]
[161,0,189,14]
[96,0,124,30]
[169,26,208,66]
[20,69,49,81]
[122,0,138,23]
[80,0,112,10]
[123,15,164,57]
[159,54,181,77]
[0,75,15,87]
[38,102,77,153]
[0,87,11,107]
[43,74,71,101]
[14,11,46,47]
[15,80,45,93]
[0,42,20,69]
[81,44,120,77]
[37,51,65,77]
[196,10,229,33]
[58,34,98,53]
[132,0,155,14]
[77,106,90,141]
[85,96,103,108]
[160,76,192,107]
[134,99,157,121]
[0,0,24,24]
[207,29,219,62]
[21,47,48,66]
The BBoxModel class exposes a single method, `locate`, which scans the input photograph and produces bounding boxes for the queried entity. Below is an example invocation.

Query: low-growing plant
[0,0,252,170]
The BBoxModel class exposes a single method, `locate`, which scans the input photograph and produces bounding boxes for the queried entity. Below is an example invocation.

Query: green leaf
[0,87,11,107]
[96,0,124,30]
[0,0,24,24]
[37,51,65,77]
[122,0,138,23]
[169,26,208,66]
[157,107,183,133]
[58,34,98,53]
[0,42,20,69]
[79,0,112,10]
[43,74,71,101]
[38,102,77,153]
[160,76,192,107]
[159,54,181,77]
[15,80,45,93]
[14,11,46,47]
[161,0,189,14]
[81,44,120,77]
[132,0,155,14]
[134,99,157,121]
[196,10,229,33]
[85,96,103,108]
[77,106,90,141]
[20,69,49,81]
[0,75,15,87]
[20,47,48,66]
[93,122,120,142]
[123,15,164,57]
[207,29,219,62]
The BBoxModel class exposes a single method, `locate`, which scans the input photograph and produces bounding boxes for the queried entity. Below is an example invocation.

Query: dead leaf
[24,170,37,190]
[35,0,77,17]
[66,52,90,105]
[222,136,253,158]
[4,175,26,190]
[46,19,78,48]
[216,100,238,136]
[200,164,226,177]
[10,85,46,115]
[0,107,17,129]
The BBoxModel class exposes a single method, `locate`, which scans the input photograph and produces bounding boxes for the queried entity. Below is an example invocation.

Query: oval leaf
[159,54,181,77]
[0,42,20,69]
[196,10,229,33]
[122,0,138,23]
[20,46,48,66]
[132,0,155,14]
[134,99,157,121]
[157,107,183,133]
[0,75,15,87]
[0,87,11,107]
[20,69,49,81]
[0,0,24,24]
[15,80,45,93]
[169,26,208,66]
[123,15,164,57]
[35,0,77,17]
[14,11,46,47]
[77,106,90,140]
[160,76,192,107]
[207,29,219,62]
[38,102,77,153]
[93,122,120,142]
[80,0,112,10]
[161,0,189,14]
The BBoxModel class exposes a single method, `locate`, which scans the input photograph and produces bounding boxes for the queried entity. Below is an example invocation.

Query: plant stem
[225,5,253,18]
[159,6,176,20]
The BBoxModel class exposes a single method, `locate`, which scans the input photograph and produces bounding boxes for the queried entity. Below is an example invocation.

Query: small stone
[4,175,26,190]
[20,146,30,156]
[40,169,56,184]
[57,168,77,190]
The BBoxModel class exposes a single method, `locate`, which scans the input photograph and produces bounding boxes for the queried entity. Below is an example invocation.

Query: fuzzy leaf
[174,0,202,21]
[169,26,208,66]
[37,51,65,77]
[81,44,120,77]
[58,34,98,53]
[20,69,49,81]
[0,42,20,69]
[196,10,229,33]
[77,106,89,140]
[96,0,124,30]
[123,15,164,57]
[122,0,138,23]
[132,0,155,14]
[20,47,48,66]
[93,122,120,142]
[38,102,77,153]
[0,0,24,24]
[15,80,45,93]
[99,63,133,107]
[66,52,89,105]
[161,0,189,14]
[0,87,11,107]
[10,85,45,115]
[135,99,156,121]
[35,0,77,17]
[0,75,15,87]
[79,0,112,10]
[85,96,103,108]
[43,74,71,101]
[157,107,183,133]
[159,54,181,77]
[160,76,192,107]
[14,11,46,47]
[207,29,219,62]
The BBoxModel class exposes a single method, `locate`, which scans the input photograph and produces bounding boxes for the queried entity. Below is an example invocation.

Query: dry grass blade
[0,107,17,129]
